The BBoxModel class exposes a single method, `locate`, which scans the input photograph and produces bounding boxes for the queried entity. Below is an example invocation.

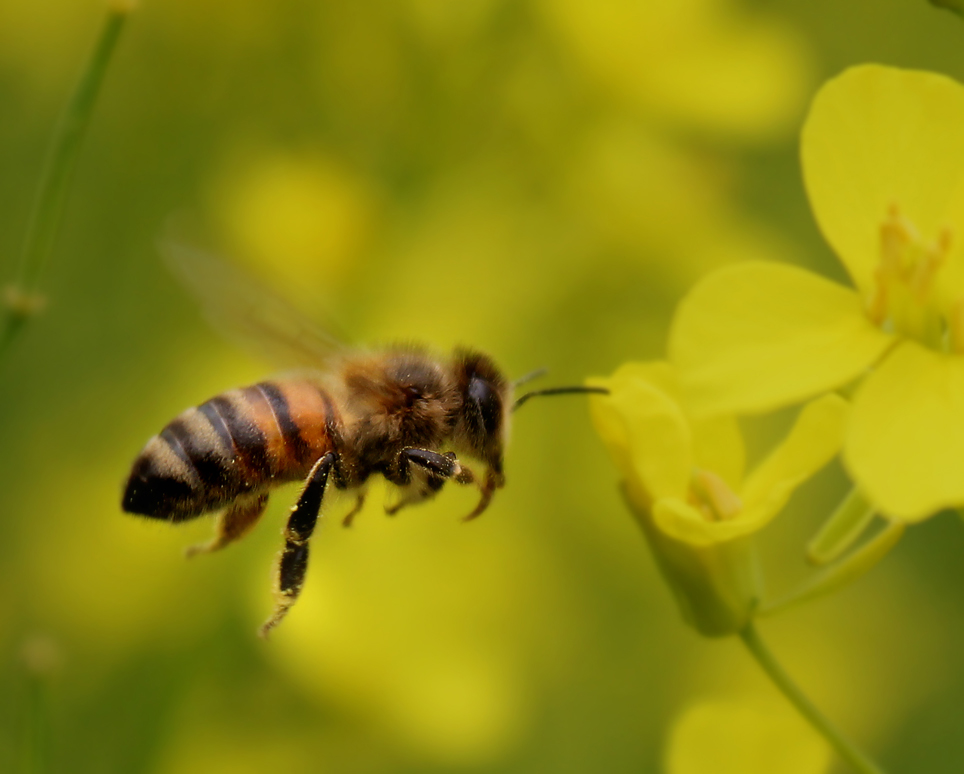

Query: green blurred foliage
[1,0,963,772]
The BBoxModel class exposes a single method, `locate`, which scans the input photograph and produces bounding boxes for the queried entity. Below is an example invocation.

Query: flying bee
[122,244,605,637]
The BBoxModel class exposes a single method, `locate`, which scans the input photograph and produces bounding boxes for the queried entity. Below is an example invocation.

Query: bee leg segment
[384,486,436,516]
[341,492,366,528]
[463,468,504,522]
[444,452,476,486]
[384,448,474,516]
[260,451,338,639]
[185,492,269,558]
[397,448,473,483]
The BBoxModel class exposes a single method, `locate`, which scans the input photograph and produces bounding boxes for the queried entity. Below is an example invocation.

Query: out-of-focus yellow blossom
[261,484,575,767]
[403,0,500,45]
[536,0,810,140]
[588,362,847,636]
[0,1,97,91]
[207,149,376,305]
[665,698,830,774]
[671,65,964,521]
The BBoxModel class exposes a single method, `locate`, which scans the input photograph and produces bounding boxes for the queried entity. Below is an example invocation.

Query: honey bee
[122,245,604,637]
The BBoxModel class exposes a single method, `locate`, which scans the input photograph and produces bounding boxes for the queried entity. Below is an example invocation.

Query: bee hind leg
[260,451,339,639]
[185,492,269,558]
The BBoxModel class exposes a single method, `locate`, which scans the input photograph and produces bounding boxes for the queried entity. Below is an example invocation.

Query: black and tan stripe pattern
[252,382,312,467]
[203,393,271,478]
[123,379,335,522]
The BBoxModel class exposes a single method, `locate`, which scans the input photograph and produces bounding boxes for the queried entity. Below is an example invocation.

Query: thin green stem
[21,675,50,774]
[0,314,26,361]
[930,0,964,17]
[739,622,885,774]
[1,4,131,355]
[807,487,875,565]
[761,521,904,618]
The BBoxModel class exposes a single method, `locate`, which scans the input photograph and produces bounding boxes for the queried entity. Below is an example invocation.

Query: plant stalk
[739,622,885,774]
[807,487,875,565]
[2,4,131,356]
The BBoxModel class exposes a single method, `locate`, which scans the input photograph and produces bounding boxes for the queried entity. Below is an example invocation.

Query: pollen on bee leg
[688,469,742,522]
[259,593,296,639]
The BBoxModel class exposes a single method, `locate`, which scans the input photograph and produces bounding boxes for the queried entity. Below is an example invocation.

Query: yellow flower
[670,65,964,522]
[589,362,847,636]
[535,0,811,141]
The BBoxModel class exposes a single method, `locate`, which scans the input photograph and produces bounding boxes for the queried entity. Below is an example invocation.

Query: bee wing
[160,240,349,369]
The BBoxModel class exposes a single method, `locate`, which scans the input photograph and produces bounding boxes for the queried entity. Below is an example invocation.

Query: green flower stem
[1,4,132,358]
[0,311,27,362]
[21,674,50,774]
[930,0,964,17]
[761,520,904,618]
[739,622,886,774]
[807,487,875,565]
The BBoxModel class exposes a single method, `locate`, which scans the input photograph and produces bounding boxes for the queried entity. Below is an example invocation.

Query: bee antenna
[512,386,609,412]
[512,367,549,388]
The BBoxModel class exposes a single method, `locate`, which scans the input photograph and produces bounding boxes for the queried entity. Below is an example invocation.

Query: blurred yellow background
[2,0,963,771]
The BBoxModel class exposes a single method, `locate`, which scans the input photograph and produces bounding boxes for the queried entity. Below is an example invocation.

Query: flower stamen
[868,205,953,349]
[689,469,743,522]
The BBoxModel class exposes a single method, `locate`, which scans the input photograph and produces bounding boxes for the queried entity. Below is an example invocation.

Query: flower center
[688,468,742,522]
[867,205,955,350]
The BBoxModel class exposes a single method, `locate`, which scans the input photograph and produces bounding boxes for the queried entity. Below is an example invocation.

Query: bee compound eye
[468,377,502,437]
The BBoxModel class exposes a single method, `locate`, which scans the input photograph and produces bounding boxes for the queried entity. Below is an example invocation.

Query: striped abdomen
[123,379,337,521]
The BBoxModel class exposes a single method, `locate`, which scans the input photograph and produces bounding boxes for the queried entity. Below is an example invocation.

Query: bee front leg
[463,468,502,522]
[397,448,475,484]
[260,451,339,639]
[385,448,476,516]
[397,448,502,521]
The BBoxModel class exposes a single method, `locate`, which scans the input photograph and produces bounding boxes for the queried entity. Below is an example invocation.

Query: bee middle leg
[341,492,366,528]
[260,451,339,639]
[185,491,269,558]
[384,474,446,516]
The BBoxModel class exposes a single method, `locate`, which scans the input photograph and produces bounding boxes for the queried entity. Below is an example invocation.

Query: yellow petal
[535,0,810,140]
[657,395,846,547]
[692,415,745,491]
[670,262,892,416]
[803,65,964,296]
[588,362,691,501]
[653,497,750,546]
[846,342,964,521]
[640,504,760,636]
[647,16,810,142]
[740,393,850,526]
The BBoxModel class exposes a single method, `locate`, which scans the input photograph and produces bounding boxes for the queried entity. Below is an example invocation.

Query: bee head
[453,349,510,480]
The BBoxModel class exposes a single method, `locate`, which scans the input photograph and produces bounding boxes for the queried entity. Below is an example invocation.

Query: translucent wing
[160,240,349,369]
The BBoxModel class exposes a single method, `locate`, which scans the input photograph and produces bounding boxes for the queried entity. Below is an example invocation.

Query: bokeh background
[2,1,964,771]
